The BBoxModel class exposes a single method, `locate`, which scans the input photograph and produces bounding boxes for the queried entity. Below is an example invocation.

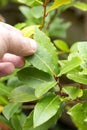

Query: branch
[40,0,48,29]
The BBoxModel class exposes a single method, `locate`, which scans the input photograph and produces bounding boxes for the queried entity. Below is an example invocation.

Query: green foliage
[68,103,87,130]
[54,40,69,52]
[1,0,87,130]
[34,94,62,127]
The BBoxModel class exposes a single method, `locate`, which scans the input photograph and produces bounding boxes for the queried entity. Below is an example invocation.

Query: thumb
[8,35,37,56]
[0,22,37,58]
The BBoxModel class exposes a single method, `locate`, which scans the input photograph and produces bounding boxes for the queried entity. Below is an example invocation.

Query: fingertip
[0,62,15,77]
[23,38,37,56]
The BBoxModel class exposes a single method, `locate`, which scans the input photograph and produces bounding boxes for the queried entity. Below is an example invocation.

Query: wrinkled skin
[0,22,37,77]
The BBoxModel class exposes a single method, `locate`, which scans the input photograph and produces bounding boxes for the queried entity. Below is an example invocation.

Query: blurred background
[0,0,87,44]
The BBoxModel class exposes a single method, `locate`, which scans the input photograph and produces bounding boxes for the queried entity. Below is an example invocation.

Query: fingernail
[29,38,37,52]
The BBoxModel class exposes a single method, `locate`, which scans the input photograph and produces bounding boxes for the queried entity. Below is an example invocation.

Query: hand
[0,22,37,77]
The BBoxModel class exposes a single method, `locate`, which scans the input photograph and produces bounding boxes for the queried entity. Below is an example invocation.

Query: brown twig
[40,0,48,29]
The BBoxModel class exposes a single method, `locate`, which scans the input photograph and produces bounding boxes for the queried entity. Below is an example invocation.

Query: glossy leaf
[73,1,87,11]
[62,86,83,100]
[34,94,61,127]
[58,57,82,76]
[67,73,87,85]
[26,28,59,75]
[9,85,37,103]
[17,67,54,89]
[47,0,71,13]
[35,81,57,98]
[23,107,63,130]
[68,103,87,130]
[2,103,21,120]
[54,40,69,52]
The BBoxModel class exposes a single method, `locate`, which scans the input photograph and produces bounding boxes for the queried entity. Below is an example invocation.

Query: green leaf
[9,85,37,103]
[62,86,83,100]
[0,96,8,105]
[67,73,87,85]
[31,6,43,18]
[22,25,39,38]
[2,103,21,120]
[19,6,30,19]
[70,42,78,53]
[78,42,87,61]
[81,89,87,99]
[35,81,57,98]
[0,83,10,96]
[11,114,26,130]
[54,40,69,52]
[47,0,72,13]
[18,0,39,6]
[7,76,22,88]
[26,28,59,75]
[23,107,63,130]
[34,94,61,127]
[58,57,82,76]
[68,103,87,130]
[73,1,87,11]
[17,67,54,89]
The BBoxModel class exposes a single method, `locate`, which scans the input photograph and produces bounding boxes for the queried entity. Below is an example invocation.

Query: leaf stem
[40,0,48,29]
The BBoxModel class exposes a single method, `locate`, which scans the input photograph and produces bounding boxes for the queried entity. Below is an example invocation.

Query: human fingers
[0,22,37,58]
[0,62,15,77]
[0,53,25,68]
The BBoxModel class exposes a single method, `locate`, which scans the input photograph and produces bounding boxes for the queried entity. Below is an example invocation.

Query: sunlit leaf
[34,94,61,127]
[62,86,83,100]
[68,103,87,130]
[73,1,87,11]
[67,73,87,85]
[26,28,59,75]
[58,57,82,76]
[23,110,61,130]
[54,40,69,52]
[78,42,87,61]
[22,25,39,37]
[47,0,72,13]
